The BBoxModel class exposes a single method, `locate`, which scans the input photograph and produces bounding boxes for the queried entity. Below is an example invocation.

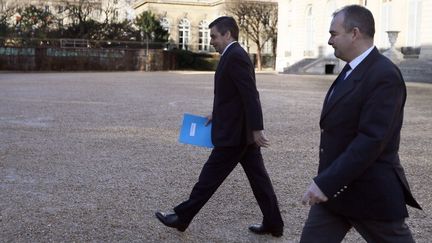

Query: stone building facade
[276,0,432,73]
[133,0,225,52]
[132,0,276,54]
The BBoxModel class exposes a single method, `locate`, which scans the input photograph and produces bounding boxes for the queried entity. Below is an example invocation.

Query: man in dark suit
[155,16,284,237]
[300,5,421,242]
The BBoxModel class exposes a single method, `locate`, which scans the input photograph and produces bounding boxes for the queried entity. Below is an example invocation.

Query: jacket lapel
[320,73,357,120]
[214,42,238,90]
[320,47,380,122]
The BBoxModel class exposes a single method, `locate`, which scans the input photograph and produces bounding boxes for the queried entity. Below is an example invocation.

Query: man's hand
[301,181,328,206]
[205,115,212,126]
[253,130,270,148]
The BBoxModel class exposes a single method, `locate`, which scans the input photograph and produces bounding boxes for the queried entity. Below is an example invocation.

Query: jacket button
[321,129,324,133]
[320,148,324,153]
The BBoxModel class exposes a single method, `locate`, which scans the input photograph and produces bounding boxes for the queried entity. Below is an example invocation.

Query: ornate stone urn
[383,31,404,64]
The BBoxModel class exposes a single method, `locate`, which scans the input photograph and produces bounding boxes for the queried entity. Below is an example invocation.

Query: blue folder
[179,113,214,148]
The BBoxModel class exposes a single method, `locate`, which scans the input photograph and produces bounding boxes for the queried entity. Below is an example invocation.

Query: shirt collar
[347,45,375,71]
[221,41,237,56]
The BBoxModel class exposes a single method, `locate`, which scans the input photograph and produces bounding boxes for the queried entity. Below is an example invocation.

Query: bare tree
[0,0,17,37]
[226,0,278,70]
[62,0,101,38]
[0,0,14,11]
[101,0,119,25]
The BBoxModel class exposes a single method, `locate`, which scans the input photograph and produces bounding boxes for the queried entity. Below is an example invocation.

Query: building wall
[276,0,432,72]
[0,46,168,71]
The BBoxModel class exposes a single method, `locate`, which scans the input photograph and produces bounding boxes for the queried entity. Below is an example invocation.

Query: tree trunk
[256,46,262,70]
[272,37,277,70]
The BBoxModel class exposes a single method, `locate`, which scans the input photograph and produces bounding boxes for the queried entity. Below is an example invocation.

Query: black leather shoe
[248,223,283,237]
[155,211,188,232]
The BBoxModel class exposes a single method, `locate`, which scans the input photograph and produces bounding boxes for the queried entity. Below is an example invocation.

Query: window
[407,0,422,47]
[198,20,210,51]
[178,18,190,50]
[263,40,272,54]
[380,1,392,48]
[160,17,170,33]
[326,0,337,55]
[304,5,314,56]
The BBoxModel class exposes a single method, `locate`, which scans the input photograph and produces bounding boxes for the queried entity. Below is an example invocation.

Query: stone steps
[399,59,432,82]
[282,56,431,83]
[283,58,316,73]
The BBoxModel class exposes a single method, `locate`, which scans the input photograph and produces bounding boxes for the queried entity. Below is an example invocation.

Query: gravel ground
[0,71,430,243]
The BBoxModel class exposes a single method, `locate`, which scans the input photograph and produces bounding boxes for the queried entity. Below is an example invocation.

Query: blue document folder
[179,113,214,148]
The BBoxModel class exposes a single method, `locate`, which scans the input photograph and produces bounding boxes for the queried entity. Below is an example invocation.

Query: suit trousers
[300,204,415,243]
[174,144,283,228]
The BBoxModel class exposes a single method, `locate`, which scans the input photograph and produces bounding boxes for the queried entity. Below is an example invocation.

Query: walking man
[156,16,284,237]
[300,5,421,242]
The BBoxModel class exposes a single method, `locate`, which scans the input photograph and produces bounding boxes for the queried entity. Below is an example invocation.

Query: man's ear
[352,27,361,40]
[224,30,232,40]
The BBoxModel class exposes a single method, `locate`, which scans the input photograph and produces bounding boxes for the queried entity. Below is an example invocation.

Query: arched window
[198,20,210,51]
[160,17,170,33]
[305,5,314,56]
[178,18,190,50]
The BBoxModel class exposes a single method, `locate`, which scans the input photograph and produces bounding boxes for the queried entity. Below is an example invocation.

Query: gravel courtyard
[0,71,431,242]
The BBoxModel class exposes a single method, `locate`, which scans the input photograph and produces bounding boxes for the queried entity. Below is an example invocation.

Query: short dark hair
[208,16,239,41]
[334,5,375,38]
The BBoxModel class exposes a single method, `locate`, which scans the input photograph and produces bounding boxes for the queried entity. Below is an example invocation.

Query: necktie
[327,64,351,101]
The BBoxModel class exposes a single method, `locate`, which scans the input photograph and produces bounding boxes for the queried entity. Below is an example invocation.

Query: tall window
[178,18,190,50]
[198,20,210,51]
[160,17,170,33]
[326,0,337,56]
[407,0,422,47]
[380,0,392,48]
[305,5,314,56]
[262,40,272,54]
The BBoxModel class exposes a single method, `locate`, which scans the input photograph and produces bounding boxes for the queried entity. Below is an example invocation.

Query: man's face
[210,26,230,54]
[328,13,353,62]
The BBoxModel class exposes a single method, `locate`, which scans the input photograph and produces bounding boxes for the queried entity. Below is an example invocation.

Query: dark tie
[327,64,351,101]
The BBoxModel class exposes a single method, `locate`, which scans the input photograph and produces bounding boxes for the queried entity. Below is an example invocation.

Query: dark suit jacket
[211,42,263,147]
[315,47,421,220]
